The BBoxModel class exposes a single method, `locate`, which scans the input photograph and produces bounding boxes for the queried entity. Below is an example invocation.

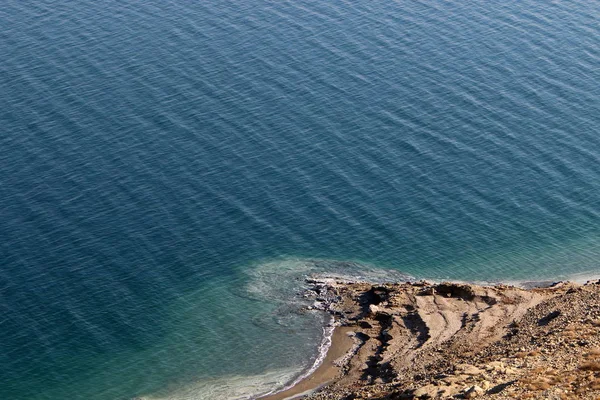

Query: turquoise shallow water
[1,0,600,398]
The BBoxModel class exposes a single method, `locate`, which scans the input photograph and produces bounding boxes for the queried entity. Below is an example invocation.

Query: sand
[259,326,356,400]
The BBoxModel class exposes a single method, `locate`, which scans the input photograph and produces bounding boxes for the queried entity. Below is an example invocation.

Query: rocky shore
[289,277,600,399]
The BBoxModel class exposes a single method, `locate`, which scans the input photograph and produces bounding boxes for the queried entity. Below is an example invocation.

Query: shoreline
[259,326,355,400]
[260,276,600,399]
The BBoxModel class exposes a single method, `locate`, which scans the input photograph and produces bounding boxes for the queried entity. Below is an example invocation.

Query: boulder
[464,385,485,398]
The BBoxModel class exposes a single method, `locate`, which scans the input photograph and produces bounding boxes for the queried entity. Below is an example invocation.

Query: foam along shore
[263,277,600,399]
[258,326,355,400]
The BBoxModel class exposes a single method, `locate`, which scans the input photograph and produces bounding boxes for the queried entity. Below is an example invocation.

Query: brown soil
[275,278,600,399]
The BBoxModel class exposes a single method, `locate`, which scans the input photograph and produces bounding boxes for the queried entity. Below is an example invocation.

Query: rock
[414,384,439,398]
[457,364,483,376]
[504,367,518,375]
[442,374,468,384]
[486,361,504,371]
[419,287,436,295]
[291,279,600,400]
[464,385,485,398]
[312,301,325,310]
[437,384,460,398]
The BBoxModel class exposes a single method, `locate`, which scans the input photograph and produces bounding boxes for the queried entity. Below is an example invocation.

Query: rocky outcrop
[300,278,600,399]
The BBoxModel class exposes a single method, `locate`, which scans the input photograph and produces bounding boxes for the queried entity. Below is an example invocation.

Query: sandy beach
[263,278,600,399]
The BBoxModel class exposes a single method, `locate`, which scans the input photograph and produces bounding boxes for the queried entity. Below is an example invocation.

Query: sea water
[1,0,600,398]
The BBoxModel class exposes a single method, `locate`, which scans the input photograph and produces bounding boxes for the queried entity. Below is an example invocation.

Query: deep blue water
[1,0,600,398]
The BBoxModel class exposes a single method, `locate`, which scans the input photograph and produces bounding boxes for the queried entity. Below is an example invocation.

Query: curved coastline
[278,321,336,393]
[258,274,600,399]
[257,318,335,399]
[258,325,355,400]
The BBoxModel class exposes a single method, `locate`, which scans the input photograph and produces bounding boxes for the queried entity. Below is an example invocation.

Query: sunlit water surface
[1,0,600,398]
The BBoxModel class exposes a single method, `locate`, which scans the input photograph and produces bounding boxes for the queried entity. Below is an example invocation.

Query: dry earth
[299,278,600,400]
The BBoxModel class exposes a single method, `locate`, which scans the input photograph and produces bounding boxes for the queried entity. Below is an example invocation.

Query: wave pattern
[1,0,600,398]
